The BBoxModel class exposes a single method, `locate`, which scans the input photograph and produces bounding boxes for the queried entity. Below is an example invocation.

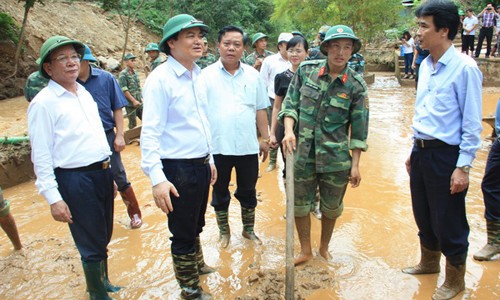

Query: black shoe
[485,55,490,58]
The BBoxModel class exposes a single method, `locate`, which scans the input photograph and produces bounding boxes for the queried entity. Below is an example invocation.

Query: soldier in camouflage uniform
[145,42,163,76]
[118,53,143,129]
[246,32,274,71]
[348,52,365,75]
[196,37,216,69]
[279,25,369,265]
[308,25,330,60]
[24,70,49,102]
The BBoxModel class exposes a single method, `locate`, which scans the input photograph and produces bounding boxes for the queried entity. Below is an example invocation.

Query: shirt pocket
[299,85,321,116]
[324,96,350,125]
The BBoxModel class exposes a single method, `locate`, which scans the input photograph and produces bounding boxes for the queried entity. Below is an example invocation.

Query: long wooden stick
[285,151,295,299]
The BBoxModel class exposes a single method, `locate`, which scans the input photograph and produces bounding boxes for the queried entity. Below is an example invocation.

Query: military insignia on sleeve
[364,96,369,110]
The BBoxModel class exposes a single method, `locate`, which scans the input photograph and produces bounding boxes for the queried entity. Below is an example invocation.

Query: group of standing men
[460,3,500,58]
[20,0,499,300]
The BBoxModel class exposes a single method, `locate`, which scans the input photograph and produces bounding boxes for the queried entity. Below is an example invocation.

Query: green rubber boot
[82,261,113,300]
[102,259,122,292]
[215,210,230,248]
[241,207,262,245]
[172,252,211,300]
[195,237,216,275]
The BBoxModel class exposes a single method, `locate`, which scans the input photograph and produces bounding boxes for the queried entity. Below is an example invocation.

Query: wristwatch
[458,165,470,173]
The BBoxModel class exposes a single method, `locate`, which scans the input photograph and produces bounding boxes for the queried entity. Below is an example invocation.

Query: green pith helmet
[38,35,85,79]
[320,25,362,55]
[251,32,268,47]
[145,42,160,52]
[159,14,209,53]
[123,53,136,60]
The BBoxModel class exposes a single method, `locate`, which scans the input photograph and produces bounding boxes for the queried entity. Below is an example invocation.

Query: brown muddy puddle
[1,73,499,299]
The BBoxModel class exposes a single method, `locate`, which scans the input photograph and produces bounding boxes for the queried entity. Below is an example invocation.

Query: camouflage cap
[320,25,362,55]
[159,14,209,53]
[145,42,160,52]
[38,35,85,79]
[123,53,136,60]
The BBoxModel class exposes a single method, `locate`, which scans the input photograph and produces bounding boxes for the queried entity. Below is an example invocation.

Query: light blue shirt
[140,56,212,186]
[200,60,270,155]
[413,45,483,167]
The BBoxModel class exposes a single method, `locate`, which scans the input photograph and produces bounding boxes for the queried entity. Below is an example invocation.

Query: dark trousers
[475,27,494,57]
[463,35,475,53]
[275,124,286,178]
[409,144,469,265]
[211,154,259,211]
[481,138,500,221]
[55,167,114,262]
[404,53,414,75]
[106,130,130,191]
[161,159,210,255]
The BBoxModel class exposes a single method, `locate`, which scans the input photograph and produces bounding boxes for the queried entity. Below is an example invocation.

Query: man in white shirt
[28,35,118,299]
[140,14,217,300]
[260,32,293,172]
[200,25,270,248]
[463,8,479,56]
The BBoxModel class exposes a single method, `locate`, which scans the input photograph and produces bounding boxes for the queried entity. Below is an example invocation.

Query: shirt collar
[48,79,84,97]
[432,44,455,68]
[168,56,201,78]
[215,59,243,76]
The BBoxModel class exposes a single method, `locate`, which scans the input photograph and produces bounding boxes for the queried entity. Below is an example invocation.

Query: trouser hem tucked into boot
[172,252,211,300]
[119,186,142,229]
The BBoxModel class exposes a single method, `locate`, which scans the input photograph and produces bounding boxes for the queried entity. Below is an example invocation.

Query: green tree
[272,0,401,51]
[10,0,44,77]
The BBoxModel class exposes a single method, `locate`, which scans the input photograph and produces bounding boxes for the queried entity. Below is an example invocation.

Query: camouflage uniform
[245,50,274,67]
[308,46,327,60]
[118,67,143,129]
[150,55,163,72]
[196,53,216,69]
[24,71,49,102]
[348,53,365,75]
[278,60,369,218]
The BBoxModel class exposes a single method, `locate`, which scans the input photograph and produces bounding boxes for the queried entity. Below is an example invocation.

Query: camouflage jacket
[245,50,274,67]
[25,71,49,102]
[196,53,216,69]
[278,60,369,172]
[348,53,365,75]
[150,56,164,72]
[118,67,142,106]
[308,46,327,60]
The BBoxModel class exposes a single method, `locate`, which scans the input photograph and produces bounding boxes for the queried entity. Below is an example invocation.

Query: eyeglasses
[287,49,305,55]
[51,53,82,64]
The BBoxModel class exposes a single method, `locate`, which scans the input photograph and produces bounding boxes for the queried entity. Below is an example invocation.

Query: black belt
[56,158,111,172]
[414,138,450,148]
[162,155,210,165]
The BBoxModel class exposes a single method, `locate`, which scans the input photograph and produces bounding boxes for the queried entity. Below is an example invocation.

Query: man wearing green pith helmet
[246,32,274,71]
[140,14,217,300]
[279,25,369,266]
[145,42,163,75]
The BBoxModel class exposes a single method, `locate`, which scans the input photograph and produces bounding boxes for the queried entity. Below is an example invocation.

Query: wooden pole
[285,151,295,299]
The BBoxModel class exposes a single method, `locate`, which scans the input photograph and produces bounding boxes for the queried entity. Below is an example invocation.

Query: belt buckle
[102,159,110,169]
[416,139,425,148]
[204,156,210,164]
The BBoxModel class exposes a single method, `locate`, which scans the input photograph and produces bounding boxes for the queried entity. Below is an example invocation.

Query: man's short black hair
[415,0,459,41]
[164,32,179,55]
[466,8,473,13]
[217,25,244,43]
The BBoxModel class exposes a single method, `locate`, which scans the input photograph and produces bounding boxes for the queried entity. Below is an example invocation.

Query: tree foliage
[272,0,402,47]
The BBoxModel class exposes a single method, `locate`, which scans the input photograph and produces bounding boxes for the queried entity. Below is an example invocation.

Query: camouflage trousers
[294,164,349,219]
[125,105,143,129]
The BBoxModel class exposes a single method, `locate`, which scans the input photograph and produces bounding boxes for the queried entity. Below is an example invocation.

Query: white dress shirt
[200,60,270,156]
[28,80,111,205]
[259,53,290,99]
[140,56,212,186]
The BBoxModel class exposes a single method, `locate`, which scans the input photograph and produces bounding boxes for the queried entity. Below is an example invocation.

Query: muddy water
[1,74,499,299]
